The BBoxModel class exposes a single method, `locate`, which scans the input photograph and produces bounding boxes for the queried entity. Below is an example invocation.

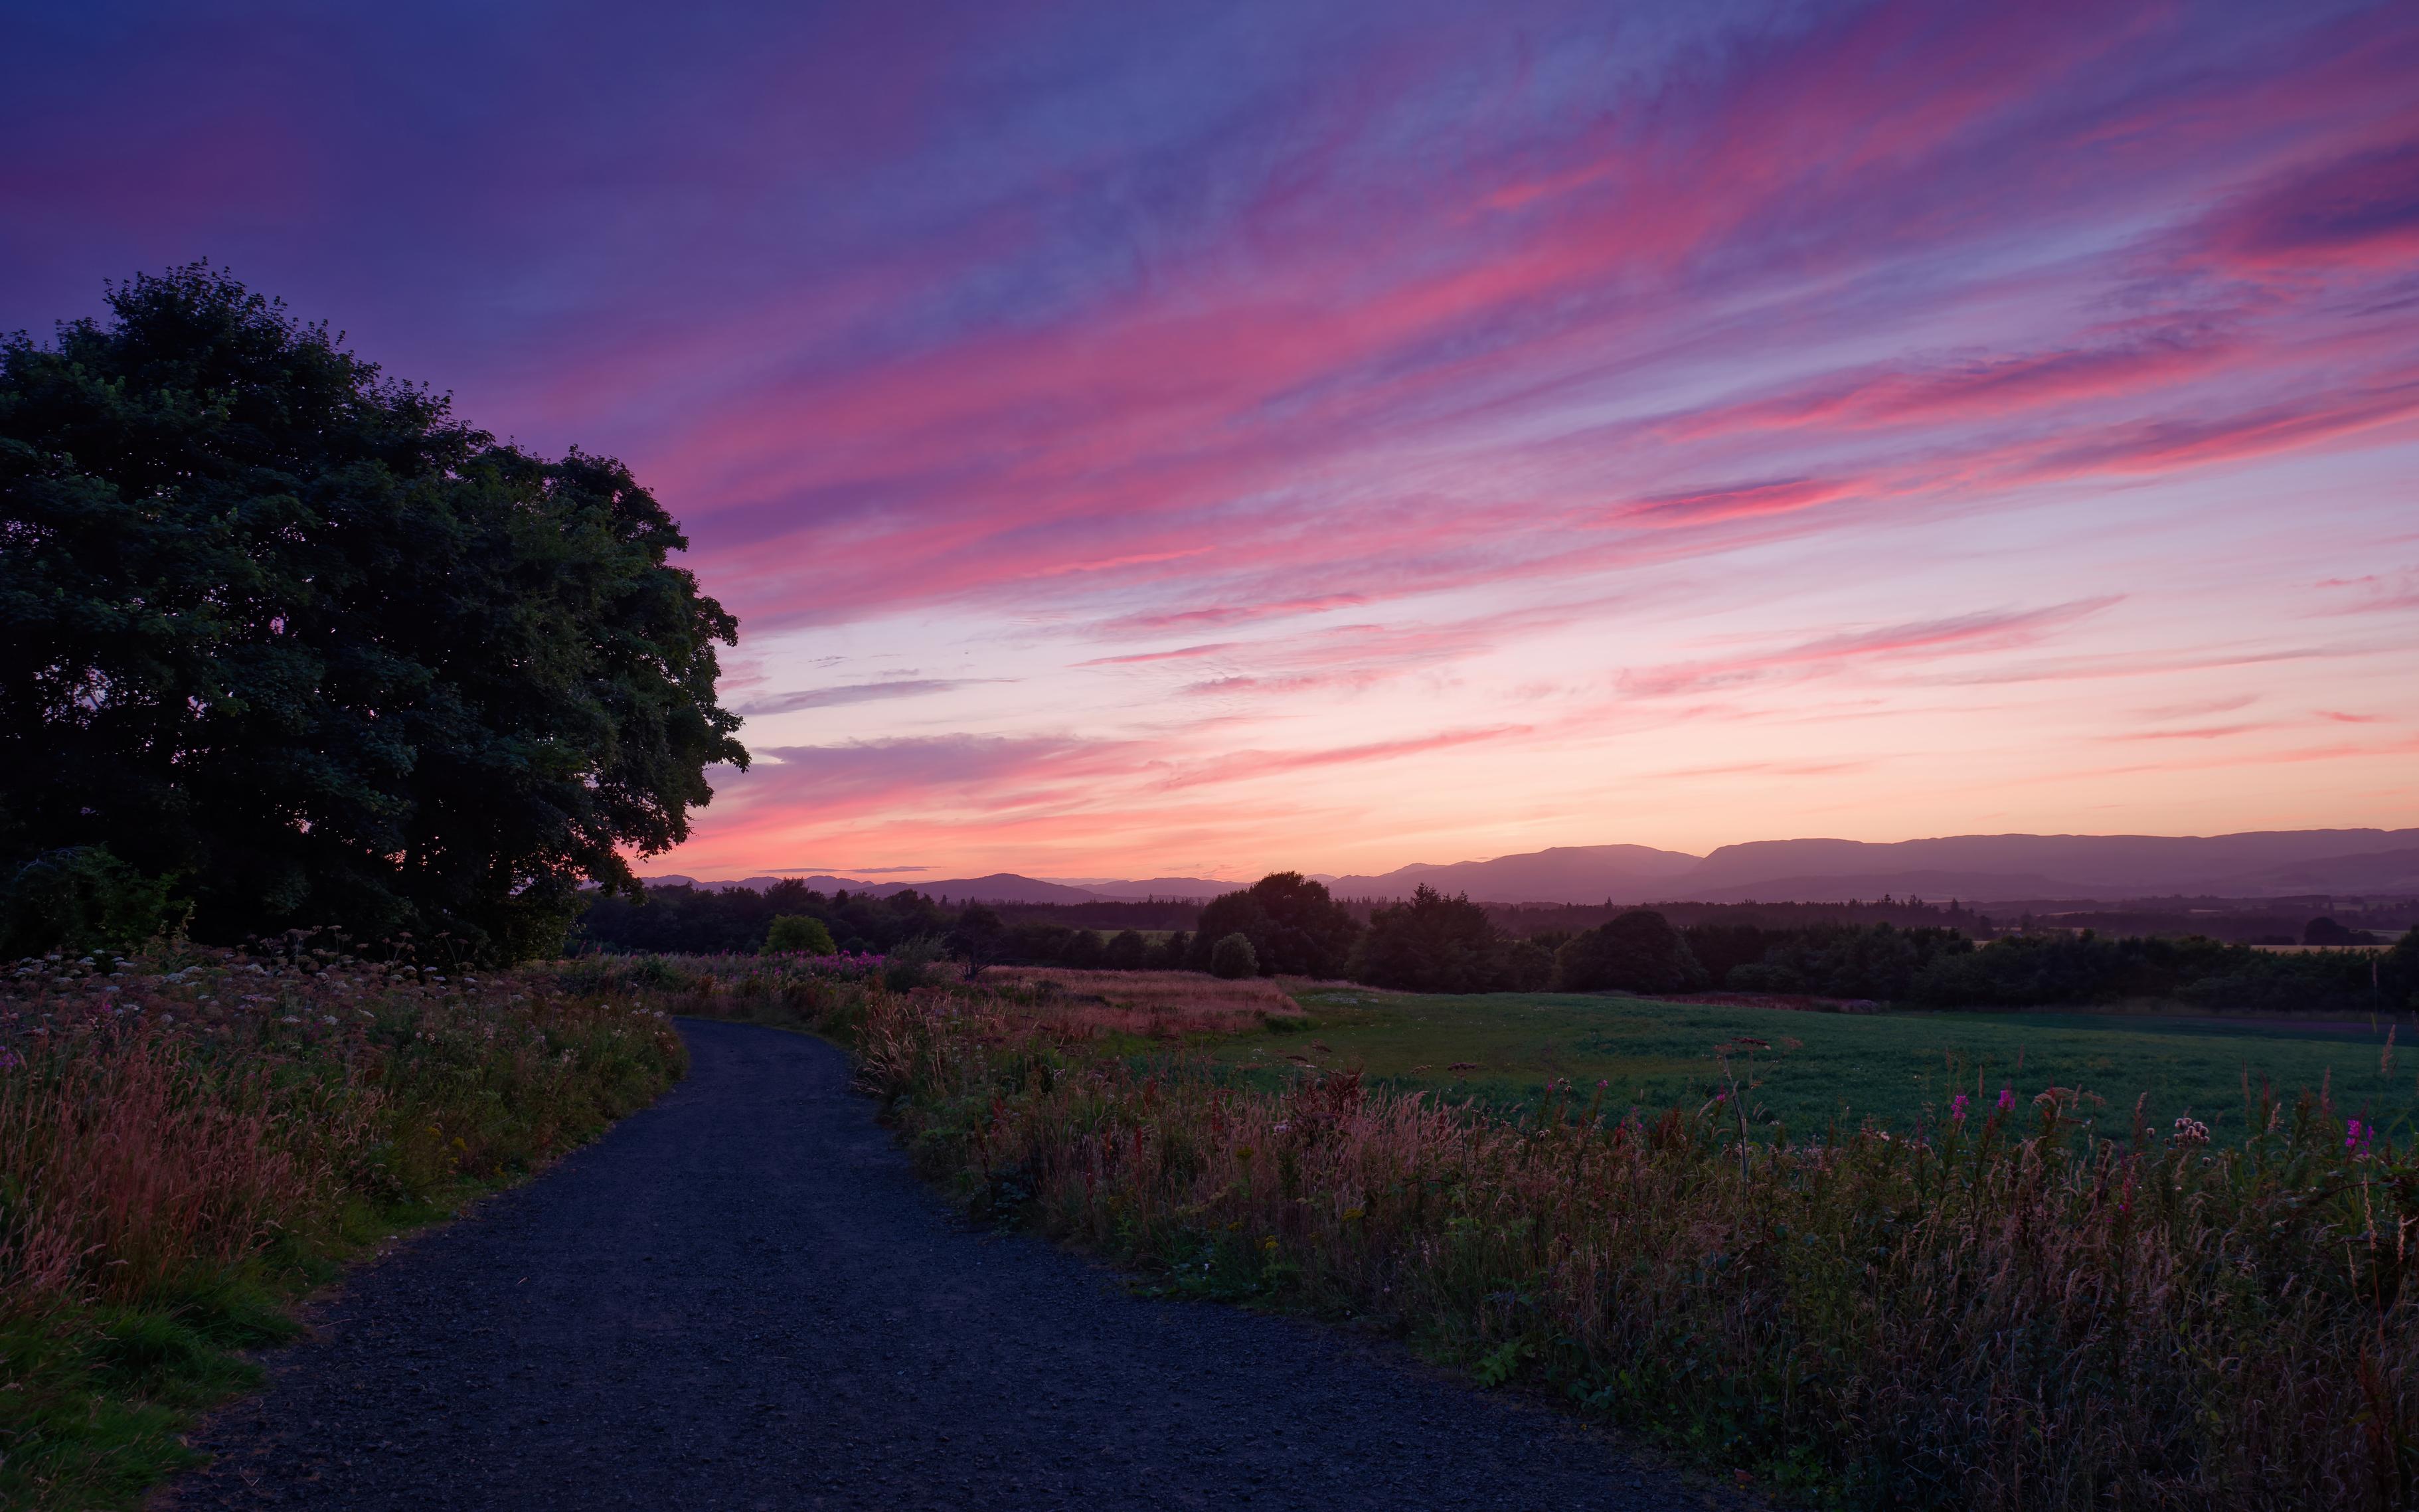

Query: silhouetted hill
[641,830,2419,908]
[1325,844,1701,901]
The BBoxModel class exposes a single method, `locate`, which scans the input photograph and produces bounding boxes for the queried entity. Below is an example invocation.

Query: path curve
[169,1019,1714,1511]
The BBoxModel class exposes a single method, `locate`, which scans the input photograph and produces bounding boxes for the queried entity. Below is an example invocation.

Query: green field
[1209,986,2419,1140]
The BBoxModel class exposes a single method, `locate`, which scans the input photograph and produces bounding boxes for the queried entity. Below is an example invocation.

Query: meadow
[627,954,2417,1509]
[1236,986,2419,1142]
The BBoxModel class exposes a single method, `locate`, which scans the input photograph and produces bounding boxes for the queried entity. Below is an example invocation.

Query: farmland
[1209,985,2419,1141]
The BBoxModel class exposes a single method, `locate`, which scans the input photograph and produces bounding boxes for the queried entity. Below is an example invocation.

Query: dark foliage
[1,266,744,960]
[1353,884,1537,993]
[1187,872,1361,977]
[1554,909,1709,993]
[986,898,1201,931]
[0,845,191,958]
[764,914,837,955]
[2303,916,2379,946]
[1913,929,2417,1012]
[1102,928,1148,969]
[1209,932,1259,979]
[1151,930,1193,969]
[575,882,945,956]
[1683,920,1971,999]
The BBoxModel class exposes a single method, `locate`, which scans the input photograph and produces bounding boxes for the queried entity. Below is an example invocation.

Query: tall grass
[699,966,2416,1510]
[0,936,685,1507]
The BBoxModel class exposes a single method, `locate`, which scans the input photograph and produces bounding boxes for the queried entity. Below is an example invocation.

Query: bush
[1209,932,1258,979]
[1102,928,1148,969]
[1151,930,1192,970]
[1554,909,1707,993]
[1723,960,1805,993]
[763,914,837,955]
[0,847,190,958]
[883,934,943,992]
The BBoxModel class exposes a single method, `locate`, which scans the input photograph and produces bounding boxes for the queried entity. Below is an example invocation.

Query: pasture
[1214,985,2419,1140]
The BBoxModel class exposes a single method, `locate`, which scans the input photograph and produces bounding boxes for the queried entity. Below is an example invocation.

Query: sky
[6,0,2416,883]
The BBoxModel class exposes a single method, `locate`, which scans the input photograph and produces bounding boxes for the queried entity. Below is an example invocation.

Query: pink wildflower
[1951,1093,1969,1122]
[1997,1086,2015,1113]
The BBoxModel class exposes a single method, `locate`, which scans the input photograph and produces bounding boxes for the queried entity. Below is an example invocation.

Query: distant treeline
[572,877,2418,1012]
[1476,896,1997,937]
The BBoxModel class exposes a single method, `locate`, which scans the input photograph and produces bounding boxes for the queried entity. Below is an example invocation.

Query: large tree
[1187,871,1360,977]
[0,266,746,959]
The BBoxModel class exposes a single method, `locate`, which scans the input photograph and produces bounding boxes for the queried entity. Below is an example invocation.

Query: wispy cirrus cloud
[1620,599,2124,699]
[738,679,1008,716]
[17,0,2416,875]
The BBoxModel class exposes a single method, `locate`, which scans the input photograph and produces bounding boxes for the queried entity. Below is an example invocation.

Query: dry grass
[773,975,2418,1511]
[976,967,1304,1037]
[0,938,686,1507]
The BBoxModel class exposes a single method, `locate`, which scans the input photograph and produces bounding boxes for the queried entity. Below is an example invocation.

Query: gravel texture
[165,1017,1731,1511]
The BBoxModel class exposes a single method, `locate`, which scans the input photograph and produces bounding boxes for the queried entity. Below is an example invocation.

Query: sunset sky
[7,1,2415,882]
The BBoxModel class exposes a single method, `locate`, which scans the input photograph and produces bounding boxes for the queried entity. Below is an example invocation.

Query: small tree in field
[1102,928,1148,969]
[1151,929,1192,969]
[764,915,836,956]
[1209,932,1258,979]
[1186,872,1359,975]
[1554,908,1709,993]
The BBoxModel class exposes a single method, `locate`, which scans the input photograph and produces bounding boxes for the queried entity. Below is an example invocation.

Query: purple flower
[2347,1120,2371,1152]
[1950,1094,1969,1122]
[1997,1086,2015,1113]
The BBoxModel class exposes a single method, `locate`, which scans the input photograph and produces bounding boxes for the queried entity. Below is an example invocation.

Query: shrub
[1151,930,1192,969]
[1209,932,1258,979]
[1724,960,1805,993]
[763,914,837,956]
[883,934,944,992]
[1102,928,1148,969]
[1553,908,1707,993]
[0,847,190,958]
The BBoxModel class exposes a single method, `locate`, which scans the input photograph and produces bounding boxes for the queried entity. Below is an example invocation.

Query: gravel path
[167,1018,1726,1511]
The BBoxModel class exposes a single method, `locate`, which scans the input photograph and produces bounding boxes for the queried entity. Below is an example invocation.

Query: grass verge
[0,937,686,1509]
[631,954,2418,1510]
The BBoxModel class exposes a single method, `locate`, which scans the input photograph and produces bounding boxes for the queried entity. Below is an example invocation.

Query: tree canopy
[1187,871,1361,977]
[1554,909,1708,993]
[0,266,746,960]
[1354,883,1551,994]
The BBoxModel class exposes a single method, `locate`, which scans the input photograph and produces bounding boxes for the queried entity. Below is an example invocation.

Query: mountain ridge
[642,828,2419,905]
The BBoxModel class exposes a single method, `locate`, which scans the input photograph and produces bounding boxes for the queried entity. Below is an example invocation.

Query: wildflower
[2346,1120,2372,1153]
[2171,1117,2210,1147]
[0,1047,19,1071]
[1951,1094,1969,1122]
[1997,1086,2015,1112]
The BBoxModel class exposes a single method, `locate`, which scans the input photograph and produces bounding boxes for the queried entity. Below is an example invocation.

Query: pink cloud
[1621,599,2122,699]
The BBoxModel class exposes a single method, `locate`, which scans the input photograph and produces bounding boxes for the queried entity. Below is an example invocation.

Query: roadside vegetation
[627,952,2416,1509]
[0,936,685,1508]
